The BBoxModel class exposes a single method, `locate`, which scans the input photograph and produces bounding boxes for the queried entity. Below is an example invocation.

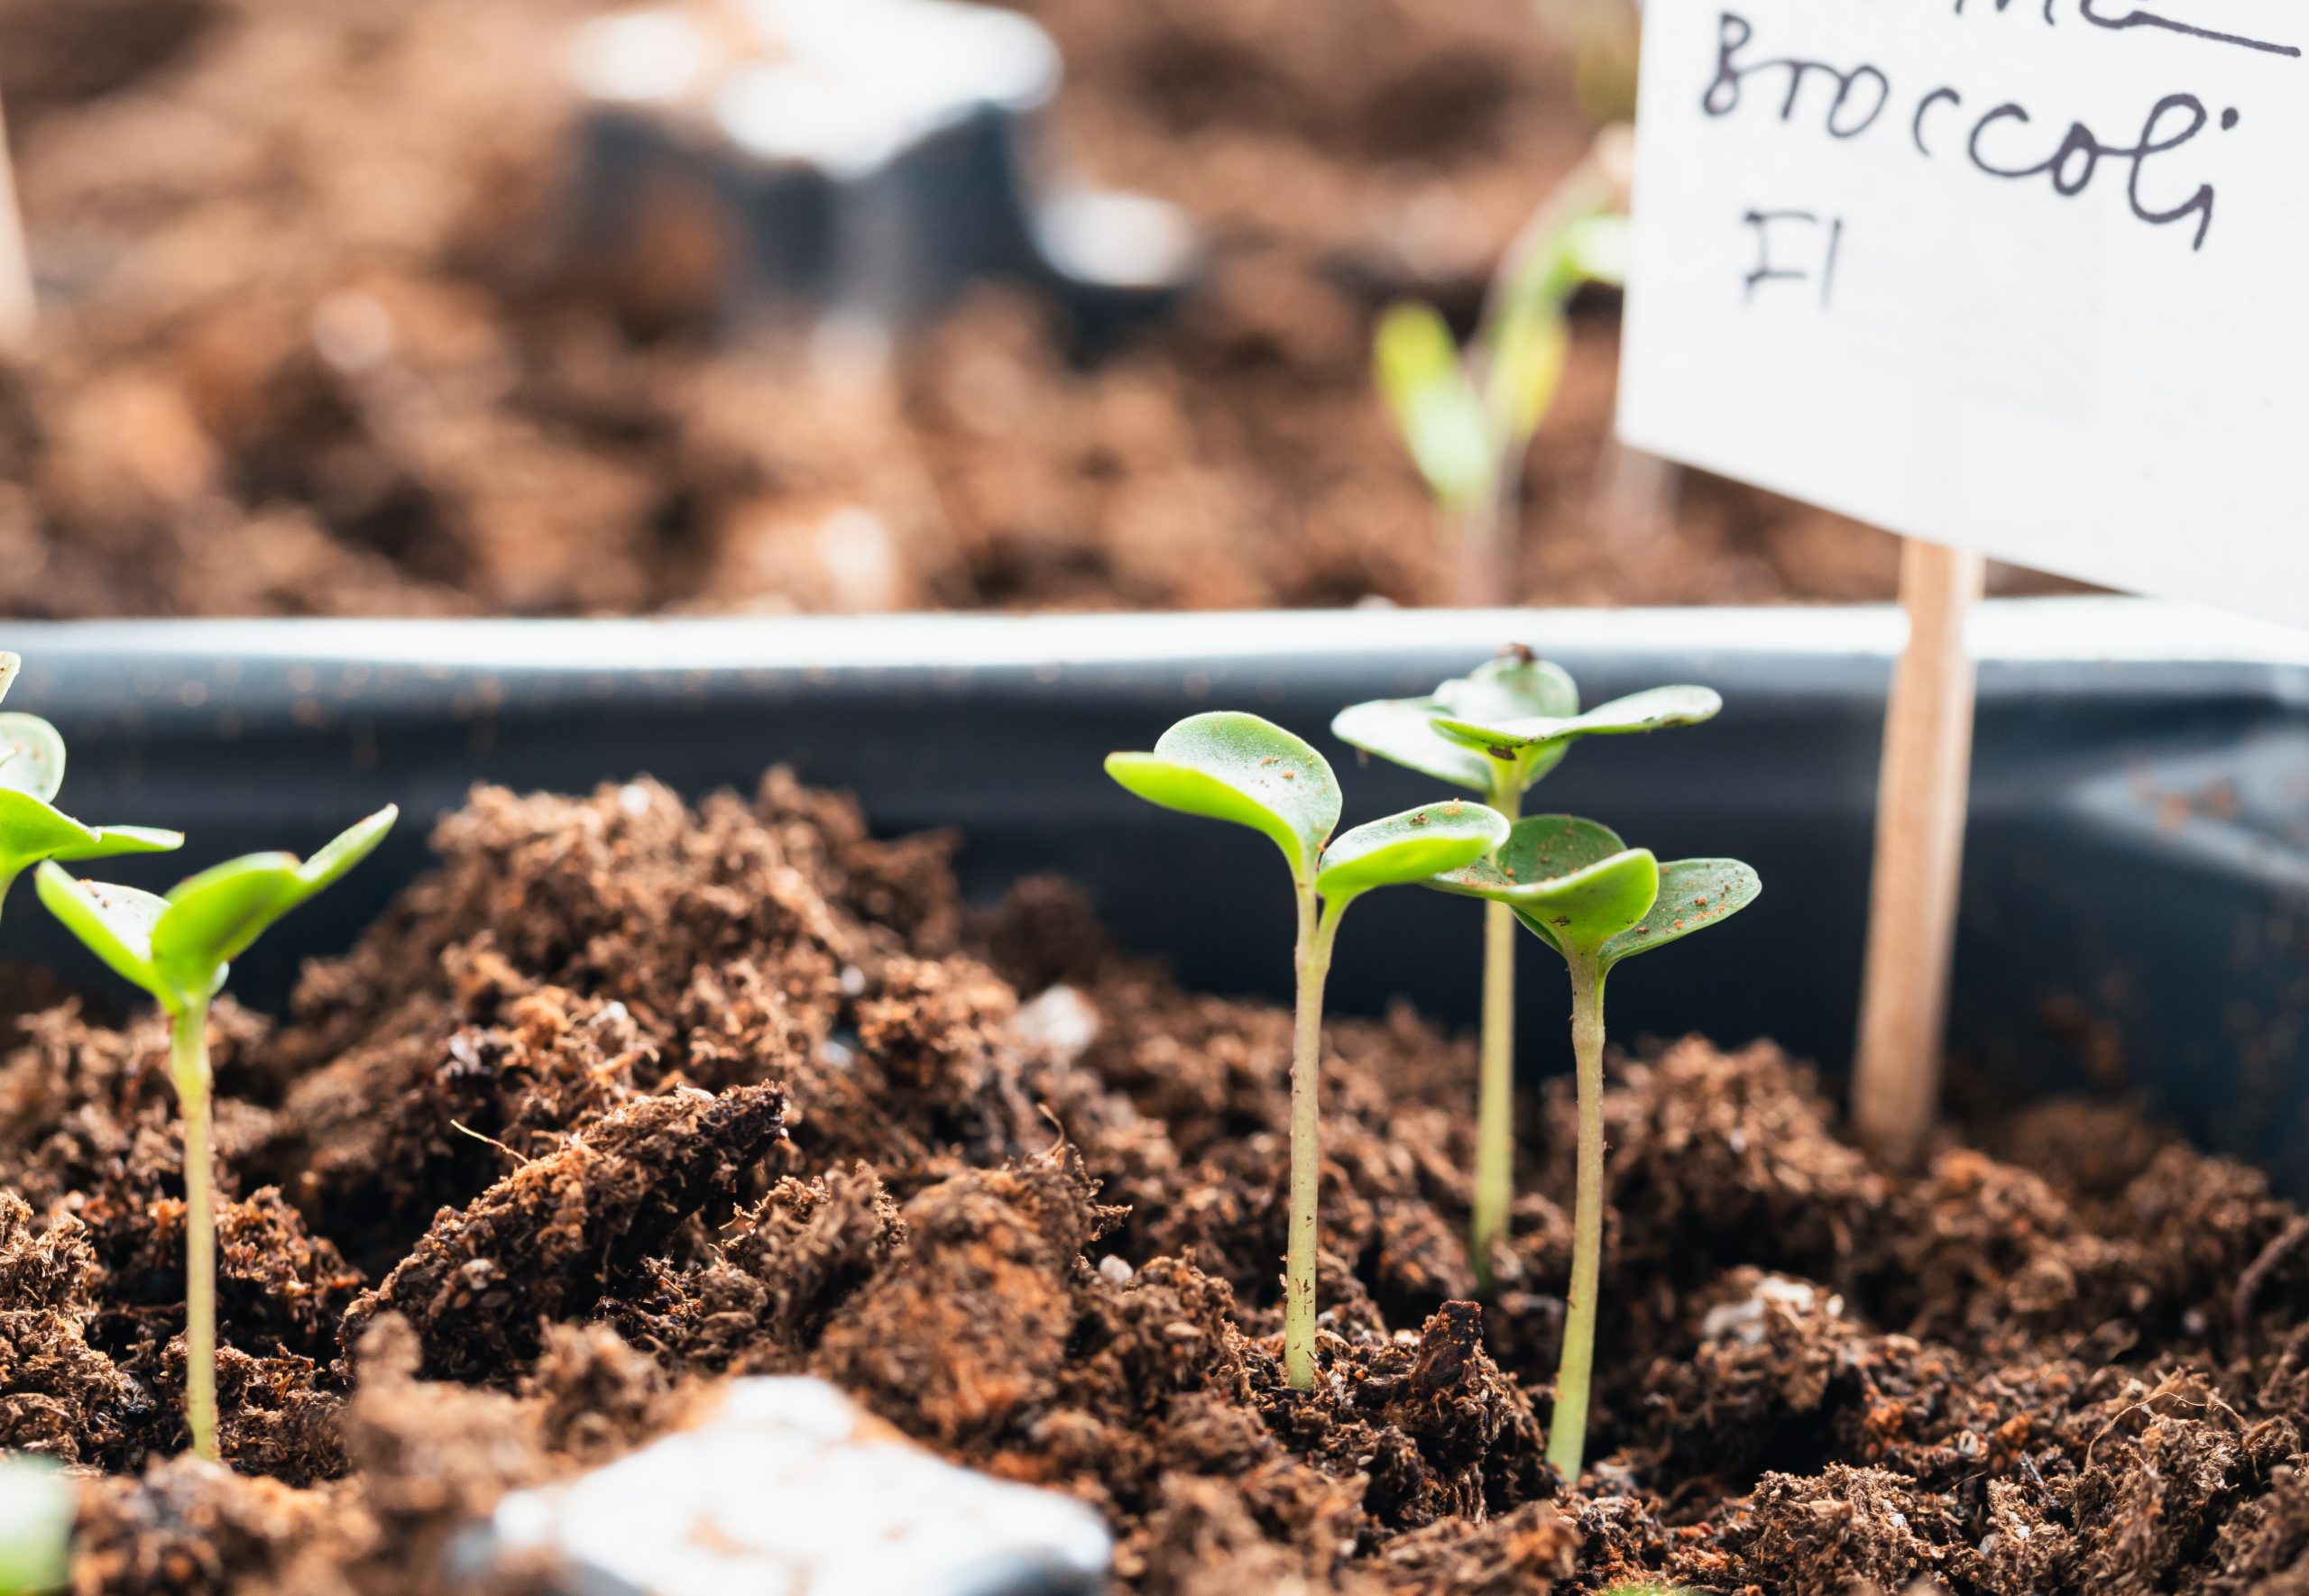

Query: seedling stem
[1471,779,1520,1277]
[170,997,219,1459]
[1284,887,1343,1388]
[1107,711,1508,1390]
[1425,813,1758,1478]
[1553,949,1606,1479]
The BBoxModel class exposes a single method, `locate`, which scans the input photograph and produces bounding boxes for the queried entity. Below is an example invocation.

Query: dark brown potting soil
[0,0,2078,619]
[4,773,2303,1593]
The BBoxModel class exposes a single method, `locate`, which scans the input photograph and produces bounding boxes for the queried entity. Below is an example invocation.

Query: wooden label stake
[0,87,33,348]
[1851,536,1985,1164]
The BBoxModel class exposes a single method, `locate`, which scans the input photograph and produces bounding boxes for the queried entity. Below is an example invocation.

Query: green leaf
[35,863,167,1004]
[1424,812,1658,959]
[296,803,399,894]
[1332,653,1581,795]
[1433,683,1723,758]
[149,854,303,1000]
[1510,848,1659,959]
[1489,306,1570,448]
[147,805,400,1000]
[0,712,67,803]
[1562,215,1630,289]
[0,651,19,704]
[0,796,183,922]
[1599,858,1762,969]
[1315,800,1510,903]
[41,807,397,1010]
[1374,300,1494,508]
[51,824,186,863]
[0,789,100,868]
[1428,814,1629,903]
[1108,714,1340,881]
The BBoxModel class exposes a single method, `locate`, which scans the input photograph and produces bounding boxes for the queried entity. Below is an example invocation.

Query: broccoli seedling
[35,806,399,1461]
[1334,654,1720,1281]
[1429,814,1758,1480]
[1108,711,1508,1389]
[1374,134,1630,605]
[0,651,183,915]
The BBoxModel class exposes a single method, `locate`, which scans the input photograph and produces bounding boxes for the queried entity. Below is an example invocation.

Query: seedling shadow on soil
[5,767,2308,1594]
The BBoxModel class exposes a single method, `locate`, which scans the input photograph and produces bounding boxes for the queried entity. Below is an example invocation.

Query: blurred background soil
[0,0,2070,619]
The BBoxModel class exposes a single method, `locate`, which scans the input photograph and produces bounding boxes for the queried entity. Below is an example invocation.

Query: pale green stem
[1548,954,1606,1481]
[1283,887,1345,1390]
[170,999,219,1463]
[1470,777,1522,1288]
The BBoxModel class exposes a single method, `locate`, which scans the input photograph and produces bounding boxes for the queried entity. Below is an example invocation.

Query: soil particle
[815,1152,1123,1449]
[339,1083,789,1380]
[0,1191,144,1464]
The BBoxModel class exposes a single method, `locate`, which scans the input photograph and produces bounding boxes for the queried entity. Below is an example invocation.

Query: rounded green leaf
[1314,800,1510,903]
[1333,653,1580,795]
[1433,683,1723,758]
[36,862,167,1004]
[150,854,303,999]
[0,711,67,803]
[1599,858,1762,969]
[1427,814,1629,902]
[1508,848,1660,960]
[1107,712,1341,880]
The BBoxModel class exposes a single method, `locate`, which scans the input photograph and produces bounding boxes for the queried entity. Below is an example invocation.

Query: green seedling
[36,807,398,1462]
[1335,653,1720,1282]
[0,1454,72,1594]
[1430,814,1758,1480]
[0,651,182,915]
[1375,134,1630,605]
[1108,711,1508,1390]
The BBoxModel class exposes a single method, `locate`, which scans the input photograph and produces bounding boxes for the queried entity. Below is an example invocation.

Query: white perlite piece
[487,1376,1111,1596]
[1010,985,1101,1069]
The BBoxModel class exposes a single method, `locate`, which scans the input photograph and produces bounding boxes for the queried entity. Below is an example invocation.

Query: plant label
[1617,0,2308,626]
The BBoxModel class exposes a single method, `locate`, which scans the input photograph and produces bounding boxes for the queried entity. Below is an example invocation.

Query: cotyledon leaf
[1506,849,1660,959]
[148,805,400,998]
[1427,814,1627,903]
[35,865,168,1004]
[1107,712,1341,879]
[1432,684,1723,758]
[1314,800,1510,903]
[1598,858,1762,969]
[1332,653,1580,794]
[0,712,67,803]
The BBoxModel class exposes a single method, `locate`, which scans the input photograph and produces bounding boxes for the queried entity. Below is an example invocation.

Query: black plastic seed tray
[8,602,2305,1185]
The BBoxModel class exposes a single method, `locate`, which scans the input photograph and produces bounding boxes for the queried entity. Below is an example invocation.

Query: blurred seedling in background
[1336,655,1719,1283]
[1375,130,1633,606]
[1107,711,1508,1390]
[0,1454,71,1595]
[0,653,183,916]
[1429,812,1758,1479]
[37,807,399,1462]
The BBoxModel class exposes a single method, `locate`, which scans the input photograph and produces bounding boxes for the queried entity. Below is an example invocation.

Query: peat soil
[3,774,2304,1593]
[0,0,2077,619]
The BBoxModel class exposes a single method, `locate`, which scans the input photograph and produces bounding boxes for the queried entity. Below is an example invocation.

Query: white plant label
[1618,0,2308,625]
